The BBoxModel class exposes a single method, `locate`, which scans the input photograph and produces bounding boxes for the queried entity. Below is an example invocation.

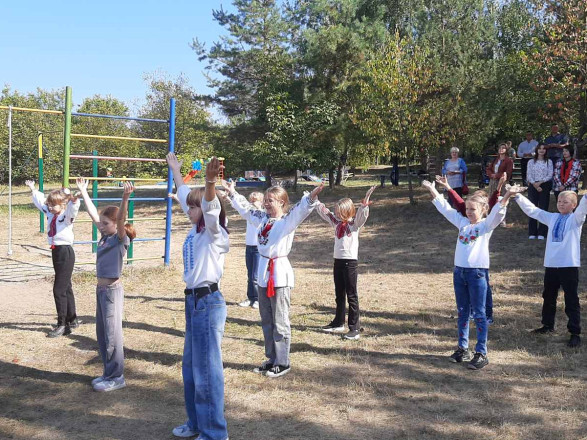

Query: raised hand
[499,172,508,186]
[362,185,376,206]
[166,152,182,170]
[25,180,35,191]
[422,179,434,189]
[122,181,134,197]
[221,178,236,195]
[76,177,89,193]
[310,181,325,201]
[206,157,222,182]
[506,185,527,194]
[435,175,450,190]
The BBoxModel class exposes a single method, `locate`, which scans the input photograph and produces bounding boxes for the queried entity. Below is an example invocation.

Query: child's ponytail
[124,223,137,241]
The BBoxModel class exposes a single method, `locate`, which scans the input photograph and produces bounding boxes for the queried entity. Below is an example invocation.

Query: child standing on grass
[76,178,136,392]
[26,180,81,338]
[234,191,264,309]
[315,186,376,340]
[514,190,586,348]
[423,179,515,370]
[222,178,323,378]
[167,154,230,440]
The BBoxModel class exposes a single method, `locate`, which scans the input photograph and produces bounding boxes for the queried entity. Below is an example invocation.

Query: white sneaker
[93,375,126,392]
[250,301,259,309]
[529,235,536,240]
[172,423,199,438]
[322,324,345,333]
[238,299,251,307]
[537,235,545,240]
[91,376,105,386]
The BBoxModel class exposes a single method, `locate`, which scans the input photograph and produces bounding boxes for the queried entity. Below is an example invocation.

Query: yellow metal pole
[0,105,63,115]
[70,133,167,143]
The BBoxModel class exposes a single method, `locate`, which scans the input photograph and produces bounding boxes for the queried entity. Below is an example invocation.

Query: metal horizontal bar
[75,256,163,265]
[75,217,166,223]
[70,154,167,163]
[71,133,168,143]
[81,197,167,202]
[68,176,165,182]
[0,105,63,115]
[71,112,168,123]
[74,237,164,245]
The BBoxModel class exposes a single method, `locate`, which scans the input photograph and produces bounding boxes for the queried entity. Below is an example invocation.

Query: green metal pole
[38,133,44,233]
[92,150,98,253]
[127,188,135,264]
[62,86,72,188]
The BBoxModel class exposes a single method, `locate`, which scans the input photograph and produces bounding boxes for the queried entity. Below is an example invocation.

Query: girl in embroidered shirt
[315,186,376,340]
[76,178,136,393]
[423,179,516,370]
[26,180,81,338]
[222,178,324,378]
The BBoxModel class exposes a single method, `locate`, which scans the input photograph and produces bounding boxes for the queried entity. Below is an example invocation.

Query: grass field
[1,177,586,440]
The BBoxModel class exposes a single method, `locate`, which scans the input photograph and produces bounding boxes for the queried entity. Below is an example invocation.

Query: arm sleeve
[547,160,554,181]
[484,201,507,231]
[526,161,535,184]
[441,160,448,176]
[488,190,499,210]
[281,194,319,236]
[553,162,562,187]
[229,192,265,227]
[316,203,337,227]
[564,161,582,188]
[353,205,370,229]
[572,194,587,226]
[504,159,514,180]
[201,196,222,237]
[515,194,555,226]
[64,198,81,224]
[177,185,192,218]
[460,158,468,174]
[431,195,464,229]
[31,190,47,213]
[447,189,466,216]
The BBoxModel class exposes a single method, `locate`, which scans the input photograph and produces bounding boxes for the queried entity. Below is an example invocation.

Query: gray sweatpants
[258,286,291,367]
[96,282,124,379]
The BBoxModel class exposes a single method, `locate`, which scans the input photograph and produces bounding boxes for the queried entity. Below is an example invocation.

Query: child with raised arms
[315,186,376,340]
[222,178,323,378]
[514,189,586,348]
[167,153,230,440]
[26,180,81,338]
[423,179,516,370]
[76,178,136,392]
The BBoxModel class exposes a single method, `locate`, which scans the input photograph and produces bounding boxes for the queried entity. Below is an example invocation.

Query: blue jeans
[453,267,489,355]
[245,245,260,302]
[182,290,228,440]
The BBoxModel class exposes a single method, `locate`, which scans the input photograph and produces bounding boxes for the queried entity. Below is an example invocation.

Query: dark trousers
[51,245,76,326]
[520,158,530,186]
[245,245,260,302]
[332,259,359,331]
[542,267,581,334]
[527,181,552,237]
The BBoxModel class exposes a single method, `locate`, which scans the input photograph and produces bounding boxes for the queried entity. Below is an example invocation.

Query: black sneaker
[47,325,71,338]
[467,352,489,370]
[68,319,81,329]
[449,347,472,363]
[266,365,291,378]
[321,323,345,333]
[343,329,360,340]
[568,334,581,348]
[532,326,554,334]
[253,361,273,374]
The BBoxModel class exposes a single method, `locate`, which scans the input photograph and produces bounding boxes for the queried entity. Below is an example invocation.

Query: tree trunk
[328,168,335,189]
[335,161,343,186]
[293,172,298,191]
[264,167,272,190]
[406,158,415,205]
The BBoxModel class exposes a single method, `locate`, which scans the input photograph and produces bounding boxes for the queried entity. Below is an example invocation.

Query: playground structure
[1,86,176,266]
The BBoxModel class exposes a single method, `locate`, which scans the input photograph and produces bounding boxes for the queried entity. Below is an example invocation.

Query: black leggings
[52,245,77,326]
[332,259,359,331]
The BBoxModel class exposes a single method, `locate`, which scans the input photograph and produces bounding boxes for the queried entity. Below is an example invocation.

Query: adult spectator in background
[487,143,514,195]
[545,124,569,163]
[518,131,539,186]
[441,147,467,206]
[553,145,582,201]
[526,144,553,240]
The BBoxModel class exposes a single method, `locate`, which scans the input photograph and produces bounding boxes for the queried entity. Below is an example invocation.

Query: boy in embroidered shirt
[315,186,376,340]
[423,179,516,370]
[222,178,323,378]
[26,180,81,338]
[514,190,585,348]
[167,153,230,440]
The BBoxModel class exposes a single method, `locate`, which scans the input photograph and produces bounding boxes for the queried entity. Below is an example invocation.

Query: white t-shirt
[32,190,80,246]
[316,203,369,259]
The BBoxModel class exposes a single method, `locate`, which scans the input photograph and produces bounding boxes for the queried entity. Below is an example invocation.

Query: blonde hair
[335,198,356,222]
[265,186,289,212]
[249,191,264,203]
[466,193,489,217]
[46,188,72,208]
[558,191,578,205]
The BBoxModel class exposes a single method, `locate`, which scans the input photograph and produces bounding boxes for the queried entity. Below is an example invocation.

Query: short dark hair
[564,144,574,157]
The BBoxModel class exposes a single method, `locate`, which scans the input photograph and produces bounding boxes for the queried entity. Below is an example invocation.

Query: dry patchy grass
[0,180,586,440]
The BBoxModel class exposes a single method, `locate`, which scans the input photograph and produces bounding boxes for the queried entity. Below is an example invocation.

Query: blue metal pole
[164,98,175,266]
